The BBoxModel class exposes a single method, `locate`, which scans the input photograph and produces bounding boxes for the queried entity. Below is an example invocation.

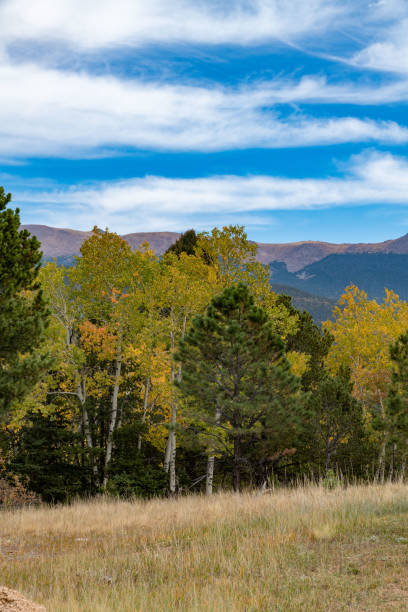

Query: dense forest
[2,188,408,504]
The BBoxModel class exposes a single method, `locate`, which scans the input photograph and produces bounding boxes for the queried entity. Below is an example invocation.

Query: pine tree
[177,283,301,492]
[165,229,198,257]
[12,407,90,502]
[165,228,213,265]
[0,187,50,414]
[307,367,362,473]
[280,298,333,390]
[382,332,408,478]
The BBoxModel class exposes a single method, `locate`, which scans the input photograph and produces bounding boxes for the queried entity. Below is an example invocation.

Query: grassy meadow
[1,484,408,611]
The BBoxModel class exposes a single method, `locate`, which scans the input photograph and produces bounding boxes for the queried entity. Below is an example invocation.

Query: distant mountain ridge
[270,253,408,301]
[21,225,408,272]
[256,233,408,271]
[22,224,408,323]
[21,225,180,263]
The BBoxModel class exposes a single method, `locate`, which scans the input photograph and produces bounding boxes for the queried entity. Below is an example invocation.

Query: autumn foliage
[2,224,408,500]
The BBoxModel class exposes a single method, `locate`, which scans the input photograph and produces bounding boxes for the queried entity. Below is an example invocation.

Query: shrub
[0,474,40,508]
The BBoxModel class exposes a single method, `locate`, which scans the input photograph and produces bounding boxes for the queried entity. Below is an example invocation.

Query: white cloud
[1,61,408,159]
[14,151,408,232]
[0,1,407,159]
[349,1,408,73]
[0,0,350,50]
[263,75,408,105]
[1,0,408,161]
[353,20,408,74]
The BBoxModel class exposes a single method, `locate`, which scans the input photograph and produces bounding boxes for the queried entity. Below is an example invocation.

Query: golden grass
[2,483,408,611]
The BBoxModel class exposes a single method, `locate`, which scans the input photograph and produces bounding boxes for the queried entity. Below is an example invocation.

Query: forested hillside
[270,253,408,301]
[2,197,408,504]
[270,283,336,324]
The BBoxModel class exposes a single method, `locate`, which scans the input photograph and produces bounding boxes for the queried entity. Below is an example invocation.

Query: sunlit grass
[1,483,408,610]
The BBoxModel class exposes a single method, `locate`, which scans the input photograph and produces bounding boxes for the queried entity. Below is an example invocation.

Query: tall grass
[1,483,408,610]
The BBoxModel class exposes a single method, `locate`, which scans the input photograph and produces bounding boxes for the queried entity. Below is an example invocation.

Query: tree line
[2,187,408,503]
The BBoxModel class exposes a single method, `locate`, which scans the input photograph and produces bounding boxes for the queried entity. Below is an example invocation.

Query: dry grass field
[1,483,408,611]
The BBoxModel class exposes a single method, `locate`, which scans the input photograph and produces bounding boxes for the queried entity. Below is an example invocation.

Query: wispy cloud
[14,151,408,232]
[0,0,351,50]
[0,1,408,159]
[353,28,408,74]
[3,0,408,241]
[348,1,408,73]
[2,61,408,159]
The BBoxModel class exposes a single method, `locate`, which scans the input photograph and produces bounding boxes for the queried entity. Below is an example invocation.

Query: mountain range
[22,224,408,271]
[22,225,408,323]
[21,225,180,265]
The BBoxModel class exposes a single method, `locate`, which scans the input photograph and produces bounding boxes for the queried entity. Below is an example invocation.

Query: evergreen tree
[307,367,362,472]
[0,187,50,414]
[387,331,408,435]
[382,331,408,477]
[165,229,198,257]
[177,283,301,492]
[107,423,168,498]
[12,407,91,502]
[165,228,213,265]
[276,295,333,390]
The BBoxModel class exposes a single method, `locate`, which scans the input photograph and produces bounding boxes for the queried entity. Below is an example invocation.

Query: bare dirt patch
[0,587,45,612]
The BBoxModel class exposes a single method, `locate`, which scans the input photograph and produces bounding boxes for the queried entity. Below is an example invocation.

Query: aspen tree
[160,251,214,494]
[325,285,408,479]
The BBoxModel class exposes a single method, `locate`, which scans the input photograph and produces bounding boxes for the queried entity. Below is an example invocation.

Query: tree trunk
[168,320,185,496]
[164,434,172,473]
[82,405,98,478]
[376,439,386,483]
[164,427,176,493]
[206,404,222,495]
[103,344,122,488]
[389,443,397,481]
[206,455,215,496]
[400,451,407,482]
[138,374,150,452]
[76,375,99,480]
[168,394,177,495]
[165,316,187,495]
[167,328,177,494]
[376,396,387,484]
[233,436,242,492]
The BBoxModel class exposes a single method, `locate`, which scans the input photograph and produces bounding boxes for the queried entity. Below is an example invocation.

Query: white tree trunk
[75,375,99,478]
[138,374,150,452]
[103,344,122,488]
[376,439,386,483]
[376,396,387,484]
[206,455,215,496]
[164,434,172,473]
[205,405,221,495]
[169,405,177,495]
[165,316,186,495]
[168,328,178,494]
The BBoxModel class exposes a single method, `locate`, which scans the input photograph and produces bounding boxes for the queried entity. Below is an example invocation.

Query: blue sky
[2,0,408,243]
